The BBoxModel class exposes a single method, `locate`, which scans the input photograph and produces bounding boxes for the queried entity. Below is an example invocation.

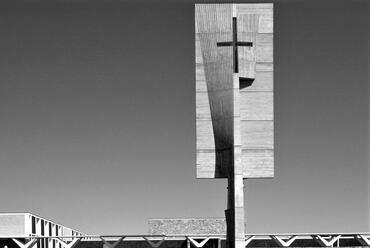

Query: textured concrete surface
[0,214,25,236]
[195,4,274,179]
[148,218,226,235]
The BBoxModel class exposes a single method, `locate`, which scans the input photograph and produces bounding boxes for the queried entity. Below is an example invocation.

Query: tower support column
[226,74,245,248]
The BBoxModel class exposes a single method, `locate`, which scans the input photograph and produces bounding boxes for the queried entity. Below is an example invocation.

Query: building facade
[0,213,85,248]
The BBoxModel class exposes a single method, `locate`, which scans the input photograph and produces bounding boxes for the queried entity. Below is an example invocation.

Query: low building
[0,213,85,248]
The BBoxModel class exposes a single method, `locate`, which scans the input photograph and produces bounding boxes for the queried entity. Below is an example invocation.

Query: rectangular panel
[196,120,215,149]
[256,34,273,62]
[196,150,216,178]
[241,120,274,149]
[256,62,273,72]
[242,149,274,177]
[240,92,273,120]
[196,92,212,120]
[236,4,273,15]
[0,214,25,236]
[258,14,273,33]
[238,5,273,178]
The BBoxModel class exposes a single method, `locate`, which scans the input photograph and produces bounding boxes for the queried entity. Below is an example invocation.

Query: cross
[217,17,253,73]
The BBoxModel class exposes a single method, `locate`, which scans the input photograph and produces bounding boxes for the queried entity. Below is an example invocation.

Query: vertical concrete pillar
[226,74,245,248]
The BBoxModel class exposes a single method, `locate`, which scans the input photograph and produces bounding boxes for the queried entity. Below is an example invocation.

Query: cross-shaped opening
[217,17,253,73]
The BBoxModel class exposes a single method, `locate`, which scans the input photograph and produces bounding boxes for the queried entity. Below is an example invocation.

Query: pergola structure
[2,233,370,248]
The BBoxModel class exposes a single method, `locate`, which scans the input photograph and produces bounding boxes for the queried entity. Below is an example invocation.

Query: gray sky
[0,0,368,235]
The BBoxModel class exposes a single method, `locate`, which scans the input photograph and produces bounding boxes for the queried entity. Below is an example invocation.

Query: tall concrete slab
[196,3,274,180]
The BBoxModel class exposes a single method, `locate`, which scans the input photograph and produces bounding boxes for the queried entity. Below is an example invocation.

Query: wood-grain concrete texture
[196,4,274,179]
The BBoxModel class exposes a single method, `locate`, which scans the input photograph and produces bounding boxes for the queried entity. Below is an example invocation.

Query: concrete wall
[195,4,274,179]
[0,214,25,236]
